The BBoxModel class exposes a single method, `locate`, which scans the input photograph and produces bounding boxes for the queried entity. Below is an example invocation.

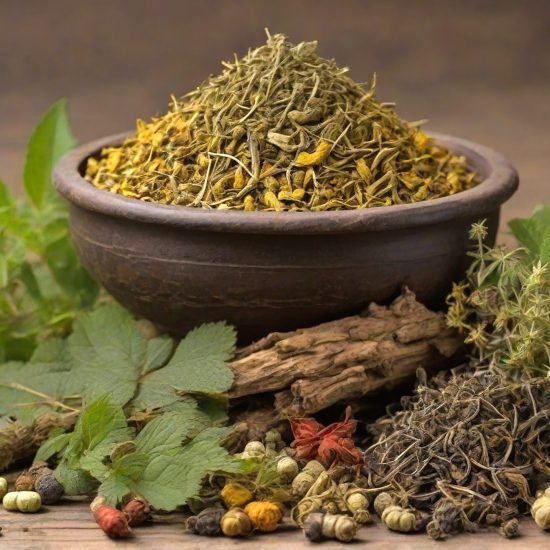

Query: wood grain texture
[231,290,462,415]
[0,499,548,550]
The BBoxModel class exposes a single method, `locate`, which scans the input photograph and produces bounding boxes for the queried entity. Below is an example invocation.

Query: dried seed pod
[90,496,106,513]
[3,491,42,513]
[499,518,519,538]
[0,477,7,499]
[29,460,50,479]
[345,491,369,514]
[241,440,266,459]
[186,507,225,536]
[532,488,550,530]
[303,512,358,543]
[244,501,282,532]
[292,470,318,498]
[302,460,325,477]
[277,456,299,481]
[321,500,339,514]
[94,504,131,538]
[353,509,371,524]
[381,505,422,533]
[426,520,445,540]
[15,471,34,491]
[123,497,151,526]
[373,492,395,517]
[264,430,282,446]
[220,482,253,509]
[34,472,64,504]
[485,513,499,525]
[220,508,253,537]
[243,441,265,456]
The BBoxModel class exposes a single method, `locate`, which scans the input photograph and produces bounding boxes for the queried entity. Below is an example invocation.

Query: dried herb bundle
[86,31,476,211]
[447,219,550,375]
[363,368,550,538]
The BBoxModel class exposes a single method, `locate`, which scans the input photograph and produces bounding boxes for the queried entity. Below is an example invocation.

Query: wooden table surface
[0,499,548,550]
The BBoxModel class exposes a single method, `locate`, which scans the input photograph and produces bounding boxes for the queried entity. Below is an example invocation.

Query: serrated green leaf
[66,396,131,462]
[23,99,76,209]
[509,205,550,260]
[98,474,133,505]
[68,305,146,405]
[133,322,235,410]
[35,432,72,462]
[112,452,149,479]
[134,411,192,456]
[143,336,174,374]
[129,436,236,511]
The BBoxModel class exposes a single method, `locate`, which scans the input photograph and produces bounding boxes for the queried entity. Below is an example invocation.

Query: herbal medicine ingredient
[3,491,42,513]
[86,32,477,211]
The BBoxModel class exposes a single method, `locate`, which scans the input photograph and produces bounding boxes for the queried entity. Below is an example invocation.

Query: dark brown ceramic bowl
[54,132,518,343]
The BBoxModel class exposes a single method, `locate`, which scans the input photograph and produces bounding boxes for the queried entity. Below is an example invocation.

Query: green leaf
[143,336,174,374]
[35,432,72,462]
[134,411,191,457]
[541,238,550,264]
[23,99,76,209]
[68,305,146,406]
[509,205,550,261]
[111,452,149,479]
[65,396,132,463]
[133,435,237,510]
[0,180,13,208]
[133,323,235,410]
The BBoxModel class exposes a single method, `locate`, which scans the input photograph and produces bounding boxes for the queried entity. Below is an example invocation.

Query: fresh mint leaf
[23,99,76,209]
[132,322,235,410]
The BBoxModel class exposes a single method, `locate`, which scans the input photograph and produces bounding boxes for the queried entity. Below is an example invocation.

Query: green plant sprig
[0,100,99,362]
[447,208,550,376]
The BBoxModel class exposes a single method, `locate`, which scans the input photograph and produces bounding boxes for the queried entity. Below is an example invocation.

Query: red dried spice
[94,504,132,538]
[290,406,363,468]
[123,497,151,526]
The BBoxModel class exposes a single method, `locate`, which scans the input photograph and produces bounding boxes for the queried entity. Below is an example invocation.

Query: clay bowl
[54,132,518,343]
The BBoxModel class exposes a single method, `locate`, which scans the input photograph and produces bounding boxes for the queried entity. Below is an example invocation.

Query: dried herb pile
[363,368,550,539]
[86,32,477,211]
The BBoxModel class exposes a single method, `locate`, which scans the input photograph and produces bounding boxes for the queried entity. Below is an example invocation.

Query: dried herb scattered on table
[363,367,550,538]
[86,32,477,211]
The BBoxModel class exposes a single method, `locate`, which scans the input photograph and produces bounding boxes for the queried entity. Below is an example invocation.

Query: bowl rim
[54,131,518,235]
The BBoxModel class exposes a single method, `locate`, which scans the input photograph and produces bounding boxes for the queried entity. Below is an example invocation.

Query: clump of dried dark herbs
[363,367,550,539]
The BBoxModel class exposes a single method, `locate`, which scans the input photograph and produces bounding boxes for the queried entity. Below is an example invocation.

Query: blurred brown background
[1,0,548,230]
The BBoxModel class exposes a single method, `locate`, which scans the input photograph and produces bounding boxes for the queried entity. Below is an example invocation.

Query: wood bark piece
[230,290,462,416]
